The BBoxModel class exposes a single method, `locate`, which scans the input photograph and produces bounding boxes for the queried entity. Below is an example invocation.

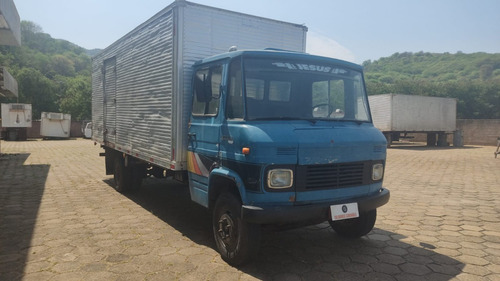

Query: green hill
[1,22,499,120]
[0,21,91,121]
[363,52,500,119]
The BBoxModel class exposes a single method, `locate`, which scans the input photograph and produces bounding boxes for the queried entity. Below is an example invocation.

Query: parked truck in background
[40,112,71,139]
[1,103,32,141]
[369,94,457,146]
[92,0,389,265]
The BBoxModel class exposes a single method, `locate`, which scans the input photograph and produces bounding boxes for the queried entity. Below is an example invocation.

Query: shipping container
[1,103,31,128]
[40,112,71,138]
[0,103,31,141]
[368,94,457,145]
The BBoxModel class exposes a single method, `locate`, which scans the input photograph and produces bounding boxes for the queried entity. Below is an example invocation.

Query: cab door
[187,63,225,207]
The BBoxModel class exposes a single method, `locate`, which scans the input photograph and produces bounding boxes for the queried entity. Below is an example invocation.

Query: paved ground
[0,139,499,281]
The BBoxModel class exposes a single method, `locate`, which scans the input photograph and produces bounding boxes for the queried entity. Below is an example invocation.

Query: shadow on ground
[389,142,479,151]
[103,177,214,248]
[106,177,465,280]
[0,153,50,281]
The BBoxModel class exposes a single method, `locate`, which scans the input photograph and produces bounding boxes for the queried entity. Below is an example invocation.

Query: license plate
[330,203,359,221]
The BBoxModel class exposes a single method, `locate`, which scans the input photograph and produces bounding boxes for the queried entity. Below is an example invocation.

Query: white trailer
[368,94,457,146]
[40,112,71,138]
[1,103,32,141]
[92,0,307,171]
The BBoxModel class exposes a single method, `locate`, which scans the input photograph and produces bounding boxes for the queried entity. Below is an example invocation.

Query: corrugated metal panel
[92,1,307,170]
[91,61,104,142]
[368,94,393,132]
[369,94,457,132]
[103,57,117,143]
[175,2,307,165]
[392,94,456,132]
[92,8,175,168]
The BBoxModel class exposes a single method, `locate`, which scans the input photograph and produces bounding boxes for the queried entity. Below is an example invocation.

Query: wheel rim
[217,213,238,252]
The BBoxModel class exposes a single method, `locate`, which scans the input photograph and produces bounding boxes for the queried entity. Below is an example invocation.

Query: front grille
[297,162,370,190]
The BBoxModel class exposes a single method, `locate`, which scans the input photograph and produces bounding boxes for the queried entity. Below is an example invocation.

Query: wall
[402,119,500,146]
[457,119,500,146]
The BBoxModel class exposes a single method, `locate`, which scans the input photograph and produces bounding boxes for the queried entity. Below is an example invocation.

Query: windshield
[241,58,370,122]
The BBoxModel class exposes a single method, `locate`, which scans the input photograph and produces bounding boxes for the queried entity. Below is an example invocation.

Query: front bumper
[241,188,390,224]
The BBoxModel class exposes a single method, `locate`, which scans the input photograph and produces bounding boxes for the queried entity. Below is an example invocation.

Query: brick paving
[0,139,499,281]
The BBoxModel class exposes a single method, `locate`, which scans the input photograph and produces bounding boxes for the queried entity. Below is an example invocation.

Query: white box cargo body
[91,0,307,170]
[40,112,71,138]
[1,103,32,127]
[368,94,457,132]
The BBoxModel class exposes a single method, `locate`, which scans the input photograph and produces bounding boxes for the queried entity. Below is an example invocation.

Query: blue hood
[224,120,387,165]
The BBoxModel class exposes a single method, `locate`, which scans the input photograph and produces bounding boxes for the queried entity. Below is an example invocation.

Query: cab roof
[193,49,363,71]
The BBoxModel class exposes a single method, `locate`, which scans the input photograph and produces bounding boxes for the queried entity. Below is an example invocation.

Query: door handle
[188,132,196,139]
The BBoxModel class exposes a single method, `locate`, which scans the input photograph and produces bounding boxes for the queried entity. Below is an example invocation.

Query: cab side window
[192,65,223,116]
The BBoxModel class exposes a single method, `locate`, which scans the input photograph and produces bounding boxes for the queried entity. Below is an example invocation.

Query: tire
[329,209,377,238]
[113,156,131,193]
[212,193,261,266]
[129,165,145,191]
[113,156,145,193]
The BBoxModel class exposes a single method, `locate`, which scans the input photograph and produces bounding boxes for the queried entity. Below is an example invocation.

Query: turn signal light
[242,147,250,155]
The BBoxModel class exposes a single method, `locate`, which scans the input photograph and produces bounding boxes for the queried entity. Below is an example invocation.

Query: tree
[16,68,58,118]
[59,76,92,120]
[0,20,93,121]
[364,52,500,119]
[51,54,75,76]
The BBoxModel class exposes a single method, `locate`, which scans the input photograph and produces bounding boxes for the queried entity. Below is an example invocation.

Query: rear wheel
[113,156,129,192]
[329,209,377,238]
[212,193,261,266]
[113,156,144,192]
[129,164,146,191]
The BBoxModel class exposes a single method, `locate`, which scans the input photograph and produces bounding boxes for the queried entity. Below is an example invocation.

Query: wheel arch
[208,168,247,210]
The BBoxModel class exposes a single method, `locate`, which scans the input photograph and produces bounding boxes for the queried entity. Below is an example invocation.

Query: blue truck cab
[187,49,390,265]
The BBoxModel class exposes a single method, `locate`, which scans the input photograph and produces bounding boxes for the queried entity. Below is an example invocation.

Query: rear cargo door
[103,57,117,144]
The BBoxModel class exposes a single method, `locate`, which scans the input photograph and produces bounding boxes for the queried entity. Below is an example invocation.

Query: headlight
[267,169,293,189]
[372,163,384,181]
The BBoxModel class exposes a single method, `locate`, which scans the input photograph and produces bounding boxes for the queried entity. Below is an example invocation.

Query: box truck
[368,94,457,146]
[1,103,31,141]
[92,0,389,265]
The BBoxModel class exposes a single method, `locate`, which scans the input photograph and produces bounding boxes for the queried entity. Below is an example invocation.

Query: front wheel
[329,209,377,238]
[212,193,261,266]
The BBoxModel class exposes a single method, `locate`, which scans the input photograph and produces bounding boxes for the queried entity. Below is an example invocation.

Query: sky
[13,0,500,64]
